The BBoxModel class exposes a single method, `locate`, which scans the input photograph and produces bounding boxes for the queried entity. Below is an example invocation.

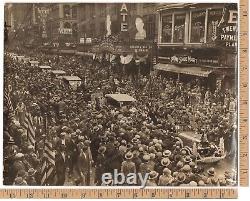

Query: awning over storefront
[60,49,76,54]
[75,51,93,56]
[154,63,213,77]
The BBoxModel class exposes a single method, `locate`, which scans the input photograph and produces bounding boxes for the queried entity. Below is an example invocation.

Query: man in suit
[55,143,66,185]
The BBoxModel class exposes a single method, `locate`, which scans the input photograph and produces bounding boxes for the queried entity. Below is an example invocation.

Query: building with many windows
[155,3,237,90]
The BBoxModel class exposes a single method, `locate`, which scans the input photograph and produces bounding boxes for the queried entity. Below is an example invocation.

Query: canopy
[75,51,93,56]
[154,63,213,77]
[51,70,66,75]
[63,76,81,81]
[105,94,136,102]
[39,65,52,69]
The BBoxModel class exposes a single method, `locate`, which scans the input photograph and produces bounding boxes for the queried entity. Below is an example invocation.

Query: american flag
[4,87,15,118]
[23,112,36,146]
[41,140,56,186]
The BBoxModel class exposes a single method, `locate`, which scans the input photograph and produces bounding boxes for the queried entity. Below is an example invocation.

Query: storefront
[155,3,237,91]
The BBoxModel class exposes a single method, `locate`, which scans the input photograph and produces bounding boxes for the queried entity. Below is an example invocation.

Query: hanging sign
[120,3,128,32]
[217,4,238,48]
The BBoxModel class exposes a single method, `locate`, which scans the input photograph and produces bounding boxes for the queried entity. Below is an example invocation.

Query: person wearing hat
[66,132,79,177]
[13,176,28,186]
[158,168,173,186]
[139,154,152,178]
[55,142,67,185]
[173,172,187,186]
[95,146,107,185]
[205,167,219,186]
[26,168,37,185]
[75,140,93,186]
[11,153,26,184]
[121,152,136,181]
[146,171,159,186]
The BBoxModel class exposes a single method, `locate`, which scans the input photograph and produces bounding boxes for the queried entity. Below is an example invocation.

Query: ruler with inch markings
[0,188,238,199]
[0,0,248,199]
[239,0,249,187]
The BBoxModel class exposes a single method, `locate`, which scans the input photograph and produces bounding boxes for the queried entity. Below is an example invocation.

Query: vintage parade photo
[3,3,238,186]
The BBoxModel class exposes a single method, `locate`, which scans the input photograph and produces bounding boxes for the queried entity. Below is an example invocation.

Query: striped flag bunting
[4,87,15,118]
[41,140,56,186]
[23,112,36,146]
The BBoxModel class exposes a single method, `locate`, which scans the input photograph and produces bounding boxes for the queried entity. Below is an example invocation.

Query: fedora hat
[161,158,171,167]
[125,152,133,160]
[148,171,159,180]
[176,172,186,183]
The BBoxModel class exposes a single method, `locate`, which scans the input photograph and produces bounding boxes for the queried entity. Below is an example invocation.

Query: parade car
[51,70,66,78]
[105,94,136,107]
[178,133,227,164]
[39,65,52,72]
[62,76,82,90]
[29,60,39,67]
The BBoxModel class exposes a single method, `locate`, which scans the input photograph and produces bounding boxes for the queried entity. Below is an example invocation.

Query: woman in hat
[146,171,159,186]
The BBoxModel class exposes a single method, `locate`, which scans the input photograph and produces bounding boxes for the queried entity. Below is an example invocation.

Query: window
[173,13,186,43]
[207,9,223,43]
[72,6,77,19]
[190,10,206,43]
[162,15,172,43]
[144,15,155,40]
[64,22,71,28]
[63,5,71,18]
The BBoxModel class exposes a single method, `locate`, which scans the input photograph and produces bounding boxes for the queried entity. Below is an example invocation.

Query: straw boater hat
[184,156,192,163]
[148,171,159,180]
[163,168,171,175]
[161,158,171,167]
[163,150,172,157]
[143,154,150,161]
[28,168,37,177]
[207,167,215,176]
[125,152,133,160]
[14,177,26,185]
[14,153,24,160]
[98,146,106,154]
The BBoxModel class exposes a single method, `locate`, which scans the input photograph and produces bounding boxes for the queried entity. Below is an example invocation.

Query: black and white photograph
[3,2,238,187]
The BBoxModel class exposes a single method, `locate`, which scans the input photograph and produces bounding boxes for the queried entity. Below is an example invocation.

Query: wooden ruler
[0,1,247,199]
[239,0,249,187]
[0,188,238,199]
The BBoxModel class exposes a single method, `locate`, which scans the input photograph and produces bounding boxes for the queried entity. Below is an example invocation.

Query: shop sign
[80,38,85,44]
[86,38,92,44]
[59,28,72,34]
[130,44,152,53]
[120,3,128,32]
[160,55,219,66]
[217,7,238,48]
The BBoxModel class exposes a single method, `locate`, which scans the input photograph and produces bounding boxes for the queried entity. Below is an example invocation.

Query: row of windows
[63,5,77,19]
[160,8,223,44]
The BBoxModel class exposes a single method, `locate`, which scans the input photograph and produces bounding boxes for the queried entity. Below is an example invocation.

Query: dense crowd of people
[4,48,237,186]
